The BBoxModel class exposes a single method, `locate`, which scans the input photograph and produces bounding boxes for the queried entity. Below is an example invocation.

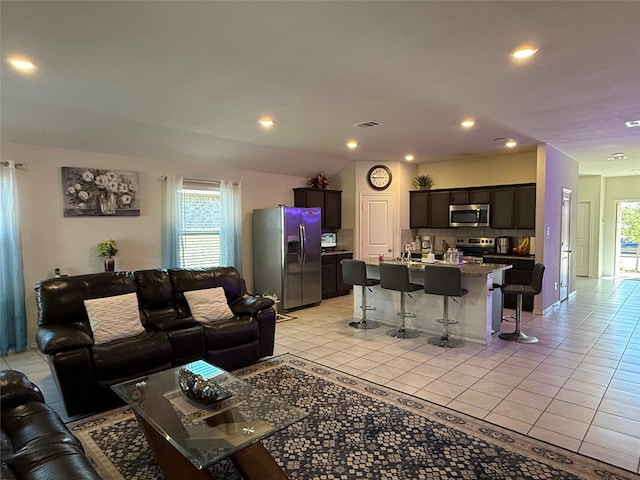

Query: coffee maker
[421,236,433,253]
[495,236,511,254]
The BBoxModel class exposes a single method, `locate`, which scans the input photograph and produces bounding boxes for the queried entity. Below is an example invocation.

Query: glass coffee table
[112,360,307,480]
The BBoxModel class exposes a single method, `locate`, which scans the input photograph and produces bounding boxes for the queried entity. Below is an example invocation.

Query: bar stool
[499,263,545,344]
[341,259,380,329]
[424,265,467,348]
[379,263,422,339]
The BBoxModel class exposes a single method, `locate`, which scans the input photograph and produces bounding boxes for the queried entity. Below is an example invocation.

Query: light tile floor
[2,277,639,473]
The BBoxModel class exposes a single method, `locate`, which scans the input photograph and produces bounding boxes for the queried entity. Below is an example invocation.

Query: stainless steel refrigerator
[252,207,322,311]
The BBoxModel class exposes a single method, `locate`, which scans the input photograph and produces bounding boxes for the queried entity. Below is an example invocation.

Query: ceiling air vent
[353,120,383,128]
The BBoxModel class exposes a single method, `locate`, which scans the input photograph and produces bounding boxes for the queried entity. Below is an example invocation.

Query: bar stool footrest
[427,335,465,348]
[436,318,459,325]
[349,320,380,330]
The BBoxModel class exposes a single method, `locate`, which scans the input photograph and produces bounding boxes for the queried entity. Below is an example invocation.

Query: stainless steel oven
[449,204,490,227]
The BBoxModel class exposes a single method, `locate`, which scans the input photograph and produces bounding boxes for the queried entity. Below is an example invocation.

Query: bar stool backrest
[341,259,367,287]
[531,263,545,295]
[379,263,410,292]
[424,266,464,297]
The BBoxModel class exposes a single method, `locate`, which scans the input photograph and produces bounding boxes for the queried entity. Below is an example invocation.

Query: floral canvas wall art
[61,167,140,216]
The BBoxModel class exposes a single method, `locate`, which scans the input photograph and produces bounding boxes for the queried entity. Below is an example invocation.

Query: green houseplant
[97,239,118,271]
[414,174,434,190]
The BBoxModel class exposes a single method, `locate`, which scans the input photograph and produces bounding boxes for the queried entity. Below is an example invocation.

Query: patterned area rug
[68,354,634,480]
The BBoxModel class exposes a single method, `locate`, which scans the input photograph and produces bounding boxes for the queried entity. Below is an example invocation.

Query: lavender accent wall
[537,144,579,312]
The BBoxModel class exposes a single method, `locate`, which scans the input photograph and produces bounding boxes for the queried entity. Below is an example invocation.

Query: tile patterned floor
[3,277,639,473]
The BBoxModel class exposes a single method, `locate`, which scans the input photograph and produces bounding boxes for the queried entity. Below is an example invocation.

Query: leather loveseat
[1,370,102,480]
[35,267,275,417]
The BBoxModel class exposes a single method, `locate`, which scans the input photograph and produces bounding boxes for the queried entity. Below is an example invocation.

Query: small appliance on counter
[421,235,433,253]
[495,236,512,254]
[321,232,337,251]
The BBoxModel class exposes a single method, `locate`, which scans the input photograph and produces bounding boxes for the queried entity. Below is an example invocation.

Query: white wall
[3,141,307,344]
[578,175,605,278]
[577,175,640,278]
[601,176,640,276]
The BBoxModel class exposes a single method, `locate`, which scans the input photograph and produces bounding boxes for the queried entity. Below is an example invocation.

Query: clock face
[367,165,392,190]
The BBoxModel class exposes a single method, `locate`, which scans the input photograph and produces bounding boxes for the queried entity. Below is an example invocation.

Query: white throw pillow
[84,292,145,344]
[184,287,234,323]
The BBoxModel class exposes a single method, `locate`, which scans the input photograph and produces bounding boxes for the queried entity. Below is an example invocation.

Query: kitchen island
[353,260,512,345]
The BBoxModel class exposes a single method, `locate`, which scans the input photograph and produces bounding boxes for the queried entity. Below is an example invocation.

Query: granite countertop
[482,254,535,261]
[368,259,511,276]
[321,250,353,256]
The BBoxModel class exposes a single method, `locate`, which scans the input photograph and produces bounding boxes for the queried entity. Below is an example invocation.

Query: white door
[360,193,396,261]
[560,189,572,301]
[576,201,591,277]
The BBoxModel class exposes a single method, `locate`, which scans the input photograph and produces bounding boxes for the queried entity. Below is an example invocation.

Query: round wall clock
[367,165,392,191]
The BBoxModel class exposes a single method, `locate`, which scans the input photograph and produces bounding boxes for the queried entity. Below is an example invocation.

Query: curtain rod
[160,175,240,187]
[1,161,28,170]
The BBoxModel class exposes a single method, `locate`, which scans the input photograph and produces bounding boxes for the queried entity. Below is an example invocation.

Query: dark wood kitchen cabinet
[322,252,352,299]
[470,188,491,204]
[449,190,469,205]
[450,188,492,205]
[294,188,342,230]
[514,185,536,229]
[491,187,515,228]
[429,191,450,228]
[409,191,430,228]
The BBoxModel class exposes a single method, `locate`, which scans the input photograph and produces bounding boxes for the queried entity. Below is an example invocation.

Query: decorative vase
[99,192,117,215]
[104,257,115,272]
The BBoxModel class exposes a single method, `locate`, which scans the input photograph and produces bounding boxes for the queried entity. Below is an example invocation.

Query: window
[162,176,242,272]
[179,183,221,268]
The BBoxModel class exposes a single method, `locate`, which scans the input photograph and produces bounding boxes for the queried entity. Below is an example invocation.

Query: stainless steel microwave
[449,204,490,227]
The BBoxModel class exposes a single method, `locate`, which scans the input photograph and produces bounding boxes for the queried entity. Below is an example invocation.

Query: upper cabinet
[514,185,536,229]
[294,188,342,230]
[410,183,535,230]
[429,191,450,228]
[491,187,515,228]
[409,191,430,228]
[449,190,469,205]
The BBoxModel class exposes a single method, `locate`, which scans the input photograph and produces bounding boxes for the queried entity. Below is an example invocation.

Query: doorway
[559,188,571,301]
[360,193,396,261]
[616,201,640,277]
[576,201,591,277]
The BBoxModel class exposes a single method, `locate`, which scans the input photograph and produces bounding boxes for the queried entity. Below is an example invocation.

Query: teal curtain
[219,180,242,274]
[0,162,27,354]
[160,175,183,269]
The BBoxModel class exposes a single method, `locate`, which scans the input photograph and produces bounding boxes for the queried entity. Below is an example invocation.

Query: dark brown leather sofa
[35,267,275,417]
[0,370,102,480]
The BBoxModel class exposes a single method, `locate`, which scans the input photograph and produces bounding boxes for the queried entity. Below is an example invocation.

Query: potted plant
[414,174,435,190]
[97,239,118,271]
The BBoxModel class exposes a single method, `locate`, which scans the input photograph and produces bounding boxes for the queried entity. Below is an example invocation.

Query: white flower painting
[61,167,140,216]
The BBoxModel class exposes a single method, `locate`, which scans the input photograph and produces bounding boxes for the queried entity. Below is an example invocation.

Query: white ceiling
[2,1,639,179]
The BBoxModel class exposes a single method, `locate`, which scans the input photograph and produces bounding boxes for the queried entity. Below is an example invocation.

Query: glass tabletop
[111,360,307,470]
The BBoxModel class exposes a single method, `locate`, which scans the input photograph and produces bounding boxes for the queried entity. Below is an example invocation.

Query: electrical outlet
[554,281,558,290]
[546,226,550,236]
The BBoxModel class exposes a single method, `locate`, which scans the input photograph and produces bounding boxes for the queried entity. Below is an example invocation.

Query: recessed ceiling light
[8,56,36,72]
[346,140,358,150]
[505,139,518,148]
[511,46,539,59]
[625,120,640,128]
[607,153,627,161]
[258,118,275,128]
[460,119,476,128]
[404,154,414,161]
